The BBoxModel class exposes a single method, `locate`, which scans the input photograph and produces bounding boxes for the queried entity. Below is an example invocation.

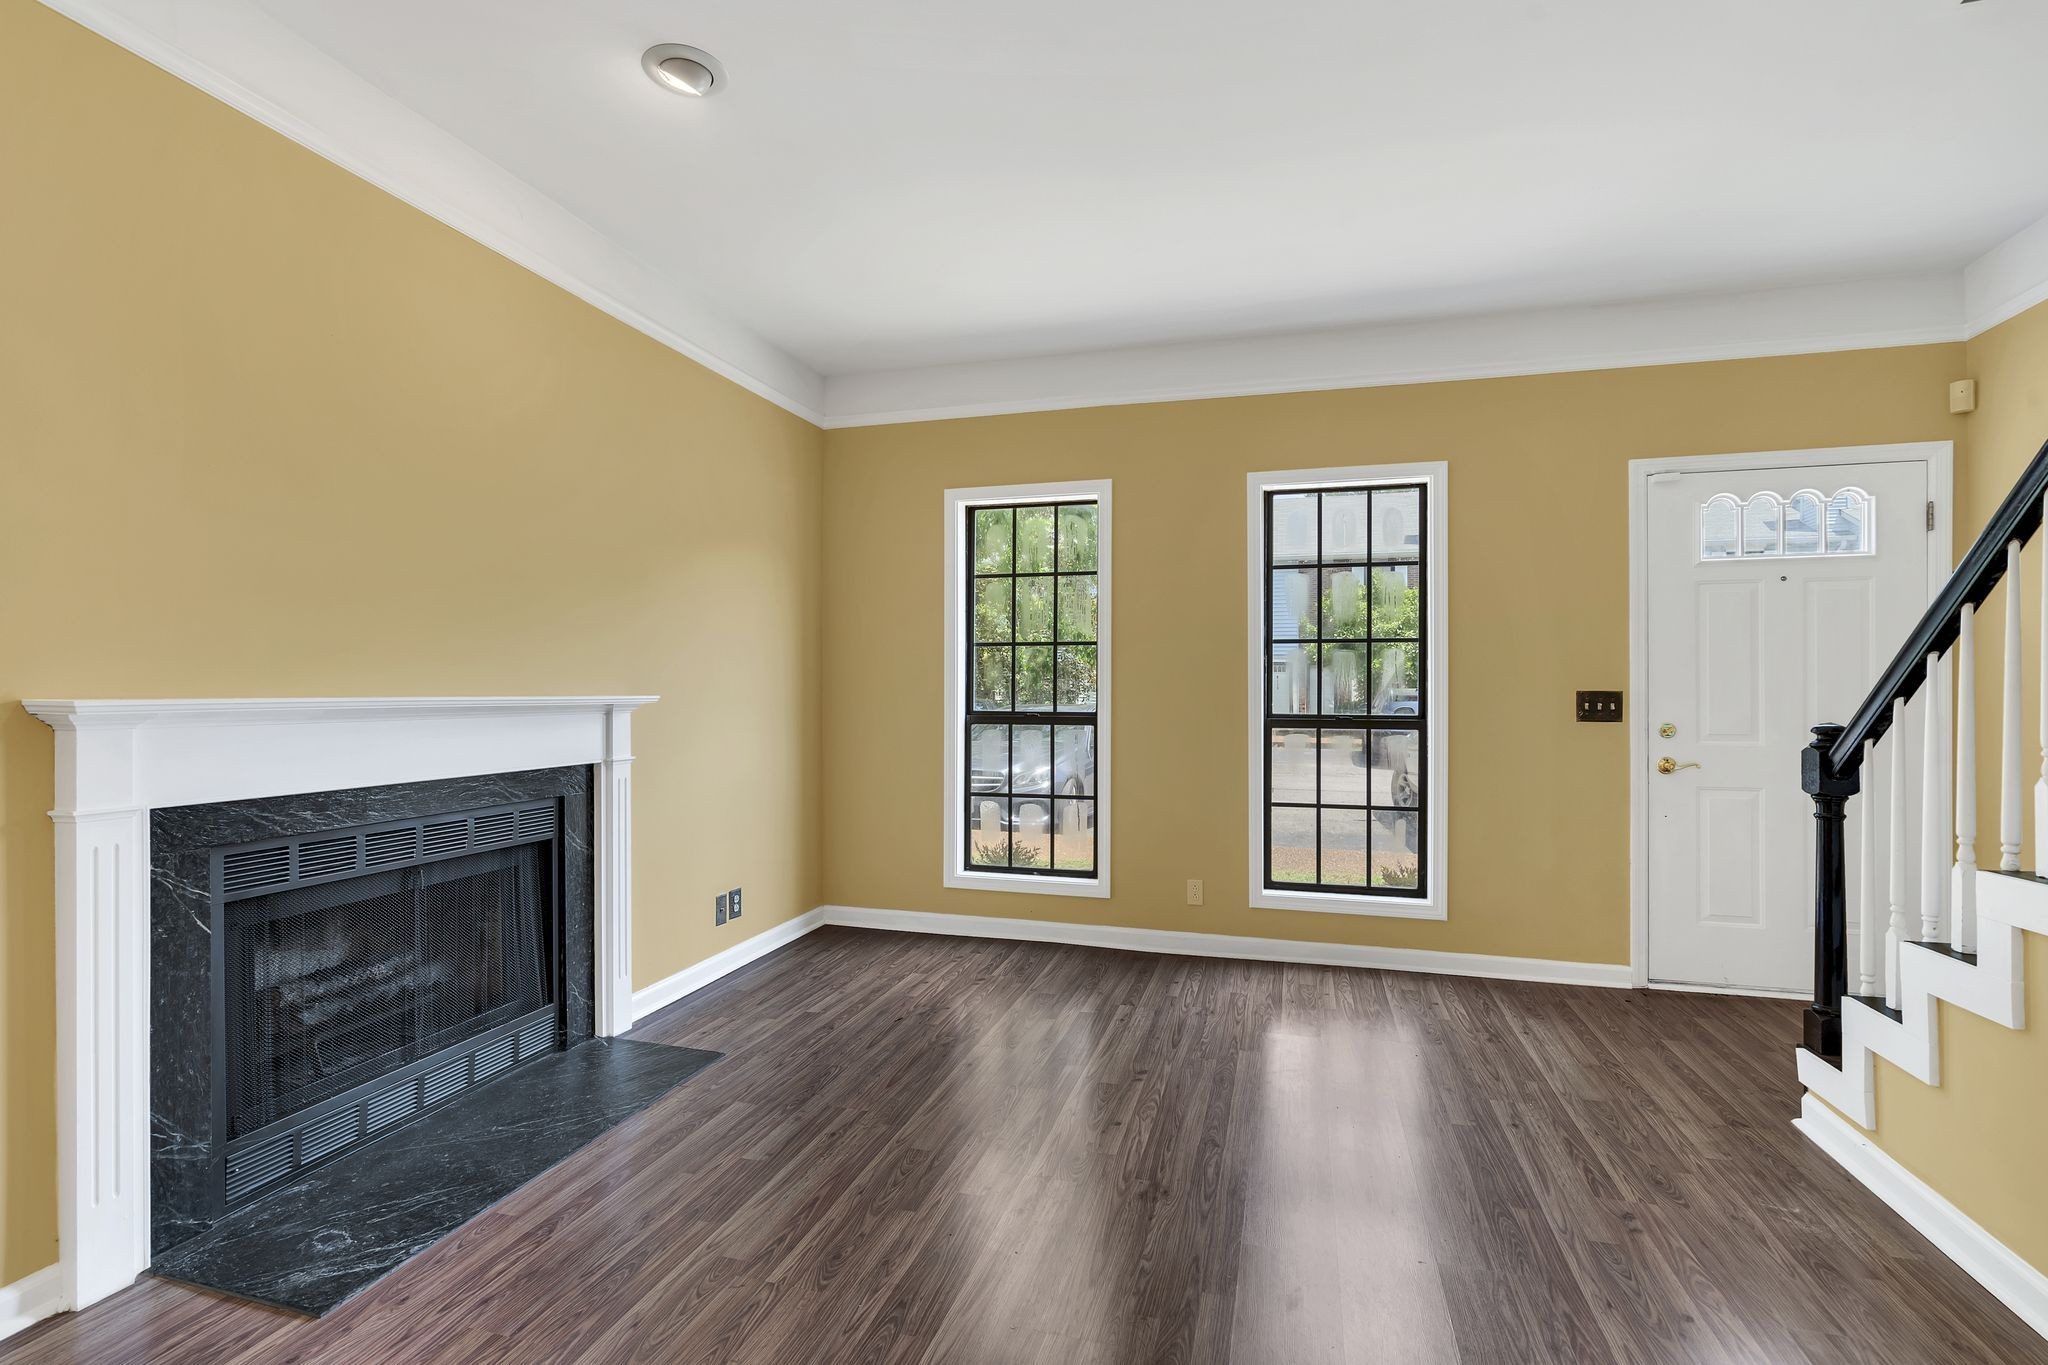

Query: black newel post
[1801,723,1858,1059]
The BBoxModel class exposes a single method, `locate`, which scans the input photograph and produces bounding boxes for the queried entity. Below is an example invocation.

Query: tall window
[946,482,1111,895]
[1250,466,1445,916]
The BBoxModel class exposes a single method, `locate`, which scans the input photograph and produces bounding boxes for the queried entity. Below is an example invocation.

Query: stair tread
[1984,867,2048,883]
[1846,994,1905,1024]
[1903,941,1978,965]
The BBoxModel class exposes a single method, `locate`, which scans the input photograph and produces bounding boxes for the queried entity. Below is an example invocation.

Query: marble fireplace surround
[21,697,655,1316]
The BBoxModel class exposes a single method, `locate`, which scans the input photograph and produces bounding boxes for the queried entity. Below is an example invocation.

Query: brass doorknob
[1657,757,1702,775]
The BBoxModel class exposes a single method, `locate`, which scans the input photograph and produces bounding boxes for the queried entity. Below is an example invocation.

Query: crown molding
[37,0,827,425]
[819,272,1970,427]
[1964,209,2048,339]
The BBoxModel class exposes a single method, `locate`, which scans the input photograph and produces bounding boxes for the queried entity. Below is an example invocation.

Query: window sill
[1251,886,1445,920]
[944,868,1111,899]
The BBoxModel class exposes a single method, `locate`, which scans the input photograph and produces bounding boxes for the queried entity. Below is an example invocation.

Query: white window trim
[944,478,1112,898]
[1246,462,1449,919]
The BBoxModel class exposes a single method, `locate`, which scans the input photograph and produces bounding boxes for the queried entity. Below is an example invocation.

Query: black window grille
[962,499,1100,878]
[1262,483,1428,896]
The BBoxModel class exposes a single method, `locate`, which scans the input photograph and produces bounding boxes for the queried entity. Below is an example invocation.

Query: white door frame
[1626,441,1954,991]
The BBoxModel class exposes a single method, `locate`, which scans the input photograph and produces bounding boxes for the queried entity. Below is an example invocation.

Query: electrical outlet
[729,887,742,919]
[715,892,728,926]
[1186,878,1204,906]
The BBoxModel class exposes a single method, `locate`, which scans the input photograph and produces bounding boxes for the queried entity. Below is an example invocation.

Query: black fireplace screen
[224,845,552,1138]
[212,800,563,1204]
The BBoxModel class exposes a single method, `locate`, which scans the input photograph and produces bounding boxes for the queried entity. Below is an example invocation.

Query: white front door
[1644,456,1934,993]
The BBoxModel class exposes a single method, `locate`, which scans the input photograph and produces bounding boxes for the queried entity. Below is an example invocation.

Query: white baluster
[1921,651,1945,943]
[2040,492,2048,872]
[1940,640,1955,934]
[1859,738,1879,996]
[1954,605,1978,954]
[1888,697,1908,1008]
[2004,542,2024,873]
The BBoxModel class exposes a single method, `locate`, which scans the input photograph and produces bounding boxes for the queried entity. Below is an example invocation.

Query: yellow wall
[822,348,1964,959]
[1866,298,2048,1274]
[1956,297,2048,863]
[0,3,824,1282]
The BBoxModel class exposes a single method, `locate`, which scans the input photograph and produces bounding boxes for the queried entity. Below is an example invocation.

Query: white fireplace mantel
[21,695,656,1313]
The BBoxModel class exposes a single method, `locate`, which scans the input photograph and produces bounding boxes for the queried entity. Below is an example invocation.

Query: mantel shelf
[23,696,658,730]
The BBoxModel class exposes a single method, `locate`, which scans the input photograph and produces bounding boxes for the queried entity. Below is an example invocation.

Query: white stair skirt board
[816,906,1633,987]
[1798,868,2039,1129]
[0,1264,67,1345]
[1795,1095,2048,1341]
[629,909,828,1022]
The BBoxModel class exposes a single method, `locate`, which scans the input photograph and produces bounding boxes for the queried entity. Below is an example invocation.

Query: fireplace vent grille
[299,1107,359,1164]
[364,826,419,867]
[297,836,357,881]
[221,845,290,895]
[222,1011,561,1204]
[422,818,468,857]
[217,802,558,899]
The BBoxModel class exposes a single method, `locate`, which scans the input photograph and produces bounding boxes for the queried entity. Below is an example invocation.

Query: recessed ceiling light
[642,43,726,98]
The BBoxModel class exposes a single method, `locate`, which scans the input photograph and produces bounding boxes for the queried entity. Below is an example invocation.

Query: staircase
[1794,439,2048,1264]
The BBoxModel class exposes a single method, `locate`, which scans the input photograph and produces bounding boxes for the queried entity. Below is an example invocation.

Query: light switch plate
[1576,690,1624,722]
[714,892,728,926]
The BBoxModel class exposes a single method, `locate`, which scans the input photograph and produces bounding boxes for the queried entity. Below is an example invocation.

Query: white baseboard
[1795,1094,2048,1342]
[0,1263,66,1344]
[629,908,828,1023]
[817,905,1632,988]
[627,902,1628,1030]
[1647,979,1809,1001]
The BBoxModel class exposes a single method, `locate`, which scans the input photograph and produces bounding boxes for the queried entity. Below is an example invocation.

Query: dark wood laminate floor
[6,926,2044,1364]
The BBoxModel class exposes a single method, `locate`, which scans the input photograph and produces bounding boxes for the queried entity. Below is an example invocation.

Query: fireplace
[215,802,564,1205]
[147,766,598,1254]
[23,695,650,1310]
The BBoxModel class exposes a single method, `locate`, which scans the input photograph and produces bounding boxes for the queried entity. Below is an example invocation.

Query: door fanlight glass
[1700,488,1873,561]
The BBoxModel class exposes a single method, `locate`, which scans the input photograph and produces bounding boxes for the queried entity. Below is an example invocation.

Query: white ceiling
[45,0,2048,421]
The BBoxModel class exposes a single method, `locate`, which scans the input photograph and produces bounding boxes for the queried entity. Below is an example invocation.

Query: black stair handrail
[1803,434,2048,1063]
[1825,436,2048,777]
